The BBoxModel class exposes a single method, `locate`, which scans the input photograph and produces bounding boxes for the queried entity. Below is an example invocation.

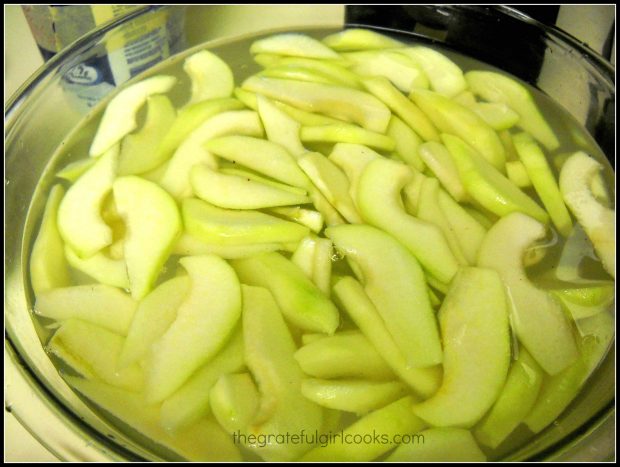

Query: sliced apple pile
[30,29,614,462]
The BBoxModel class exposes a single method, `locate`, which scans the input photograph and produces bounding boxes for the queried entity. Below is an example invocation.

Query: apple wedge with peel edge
[113,176,182,300]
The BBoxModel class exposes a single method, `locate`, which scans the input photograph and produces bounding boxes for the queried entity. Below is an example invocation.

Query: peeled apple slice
[386,115,425,171]
[172,232,286,258]
[250,33,341,60]
[322,28,405,51]
[146,255,242,403]
[559,151,615,278]
[57,145,118,258]
[550,282,615,320]
[184,50,234,105]
[209,373,260,434]
[113,176,181,300]
[328,142,382,203]
[300,123,395,152]
[256,95,306,158]
[64,247,129,290]
[412,267,511,428]
[90,75,177,157]
[56,158,96,182]
[257,55,363,88]
[30,185,70,296]
[418,141,466,201]
[478,212,579,375]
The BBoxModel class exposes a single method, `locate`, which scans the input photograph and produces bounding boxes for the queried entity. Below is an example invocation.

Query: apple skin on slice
[30,184,71,296]
[477,212,579,375]
[412,267,511,428]
[57,145,118,258]
[326,224,442,369]
[113,176,181,300]
[145,255,242,403]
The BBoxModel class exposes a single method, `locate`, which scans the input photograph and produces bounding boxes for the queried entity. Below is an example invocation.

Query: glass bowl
[5,5,615,462]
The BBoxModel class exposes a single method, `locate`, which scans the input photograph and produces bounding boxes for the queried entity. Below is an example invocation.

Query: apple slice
[299,123,395,152]
[184,49,234,105]
[113,176,181,300]
[65,377,242,461]
[48,319,143,391]
[159,327,245,432]
[209,373,260,434]
[172,232,285,258]
[411,89,506,170]
[118,95,176,175]
[294,331,396,381]
[465,70,559,150]
[268,207,323,233]
[322,28,405,51]
[242,76,391,133]
[256,95,306,158]
[477,212,579,375]
[356,157,460,284]
[474,348,544,448]
[559,151,615,278]
[257,55,363,88]
[386,115,425,170]
[301,378,407,414]
[231,252,339,334]
[259,65,338,85]
[469,102,520,131]
[412,267,510,428]
[183,198,309,246]
[30,184,71,296]
[90,75,177,157]
[118,276,190,369]
[55,158,96,182]
[312,237,332,295]
[146,255,242,403]
[417,141,466,201]
[57,145,118,258]
[159,110,263,199]
[326,224,442,368]
[64,246,129,290]
[241,285,324,461]
[387,428,486,462]
[205,135,309,188]
[251,33,341,59]
[291,236,317,280]
[550,282,615,320]
[506,160,532,187]
[328,143,382,203]
[300,396,425,462]
[35,284,136,336]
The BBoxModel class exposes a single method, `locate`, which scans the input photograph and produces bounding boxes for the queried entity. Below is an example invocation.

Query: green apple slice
[477,212,579,375]
[299,123,395,152]
[250,33,341,59]
[268,207,323,233]
[64,246,129,290]
[326,224,442,368]
[57,145,118,258]
[184,49,234,105]
[474,348,544,448]
[301,378,407,414]
[64,377,242,461]
[159,327,245,432]
[205,135,308,188]
[118,95,176,175]
[113,176,181,300]
[386,115,425,171]
[387,427,486,462]
[559,151,615,278]
[90,75,177,157]
[157,97,244,161]
[210,373,260,434]
[190,164,309,209]
[397,46,467,97]
[241,285,324,462]
[30,184,71,296]
[300,396,425,462]
[412,267,511,428]
[298,151,362,223]
[322,28,405,51]
[256,95,306,158]
[345,50,429,92]
[146,255,242,403]
[356,157,460,283]
[242,76,391,133]
[35,284,136,336]
[418,141,466,201]
[182,198,309,246]
[231,252,339,334]
[506,160,532,187]
[118,276,190,369]
[48,319,143,391]
[257,55,363,88]
[411,89,506,170]
[327,142,382,203]
[362,76,439,142]
[465,70,560,150]
[172,232,285,258]
[513,132,573,236]
[55,158,97,182]
[442,134,549,223]
[160,110,263,199]
[294,331,396,381]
